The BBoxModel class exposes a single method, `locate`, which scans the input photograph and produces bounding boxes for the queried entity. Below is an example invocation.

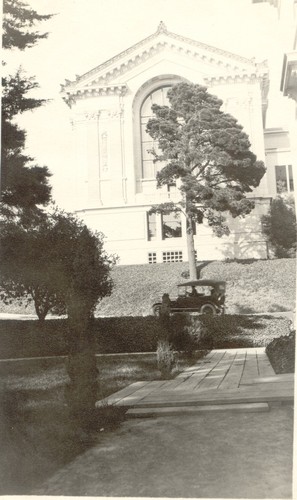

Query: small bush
[170,314,211,354]
[262,194,296,258]
[156,340,176,379]
[266,331,295,374]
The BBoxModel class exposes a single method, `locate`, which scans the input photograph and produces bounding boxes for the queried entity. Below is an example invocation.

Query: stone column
[70,114,89,210]
[85,112,102,207]
[107,105,127,204]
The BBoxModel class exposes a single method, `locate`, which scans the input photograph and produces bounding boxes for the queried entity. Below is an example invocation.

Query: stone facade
[61,23,289,265]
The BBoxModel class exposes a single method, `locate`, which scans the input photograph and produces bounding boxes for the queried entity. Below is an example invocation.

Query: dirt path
[34,406,293,498]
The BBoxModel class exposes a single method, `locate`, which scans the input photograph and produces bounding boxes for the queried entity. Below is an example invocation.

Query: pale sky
[4,0,296,209]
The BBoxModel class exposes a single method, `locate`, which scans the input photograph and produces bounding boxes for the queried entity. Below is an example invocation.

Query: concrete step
[240,373,295,385]
[126,402,270,418]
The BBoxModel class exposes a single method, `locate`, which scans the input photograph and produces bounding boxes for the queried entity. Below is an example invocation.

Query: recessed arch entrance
[133,75,188,191]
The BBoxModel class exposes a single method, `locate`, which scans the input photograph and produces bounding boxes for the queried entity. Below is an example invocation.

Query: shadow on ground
[33,407,294,498]
[0,384,125,494]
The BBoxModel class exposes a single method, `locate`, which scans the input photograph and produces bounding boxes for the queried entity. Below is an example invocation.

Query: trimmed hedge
[0,320,69,359]
[0,318,163,358]
[266,332,295,374]
[0,315,292,359]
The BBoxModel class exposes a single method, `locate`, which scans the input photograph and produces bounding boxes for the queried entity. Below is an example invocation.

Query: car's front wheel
[200,303,217,315]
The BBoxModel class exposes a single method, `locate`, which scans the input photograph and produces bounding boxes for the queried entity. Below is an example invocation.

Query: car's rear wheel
[200,303,216,315]
[152,304,162,317]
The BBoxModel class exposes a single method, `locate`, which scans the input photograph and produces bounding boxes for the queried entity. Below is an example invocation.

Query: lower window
[148,252,157,264]
[275,165,294,193]
[162,212,182,238]
[162,251,183,263]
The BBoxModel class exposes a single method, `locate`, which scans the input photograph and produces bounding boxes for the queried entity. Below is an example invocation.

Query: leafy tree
[146,82,266,278]
[1,0,53,210]
[262,195,296,258]
[0,207,115,322]
[0,207,116,412]
[0,209,63,321]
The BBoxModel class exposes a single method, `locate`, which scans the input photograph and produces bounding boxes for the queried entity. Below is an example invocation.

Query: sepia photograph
[0,0,296,497]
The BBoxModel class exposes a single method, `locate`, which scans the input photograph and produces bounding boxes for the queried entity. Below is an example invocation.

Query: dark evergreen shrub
[266,331,295,374]
[262,195,296,258]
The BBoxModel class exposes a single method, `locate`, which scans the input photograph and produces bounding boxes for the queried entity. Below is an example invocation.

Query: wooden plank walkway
[127,402,270,417]
[96,348,294,412]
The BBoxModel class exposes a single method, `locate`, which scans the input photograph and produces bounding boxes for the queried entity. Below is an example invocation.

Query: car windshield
[178,286,211,296]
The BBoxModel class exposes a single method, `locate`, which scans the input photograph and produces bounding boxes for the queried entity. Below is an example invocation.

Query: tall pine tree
[1,0,53,210]
[146,82,266,278]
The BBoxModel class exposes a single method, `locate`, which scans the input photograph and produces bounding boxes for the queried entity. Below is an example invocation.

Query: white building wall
[63,28,277,265]
[77,199,269,265]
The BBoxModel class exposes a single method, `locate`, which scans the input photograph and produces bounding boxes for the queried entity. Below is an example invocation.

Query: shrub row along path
[34,348,294,498]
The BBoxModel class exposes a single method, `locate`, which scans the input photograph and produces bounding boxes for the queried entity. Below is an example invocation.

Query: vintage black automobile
[152,279,226,316]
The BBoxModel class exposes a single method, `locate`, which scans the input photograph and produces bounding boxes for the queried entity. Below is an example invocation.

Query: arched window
[140,86,171,179]
[133,75,186,188]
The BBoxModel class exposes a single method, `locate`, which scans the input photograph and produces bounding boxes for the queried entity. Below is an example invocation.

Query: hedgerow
[0,315,291,359]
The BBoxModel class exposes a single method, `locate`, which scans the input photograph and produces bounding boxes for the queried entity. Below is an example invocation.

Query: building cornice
[204,72,265,86]
[61,22,269,107]
[75,194,272,214]
[265,148,291,154]
[66,22,256,85]
[62,83,128,107]
[264,128,289,135]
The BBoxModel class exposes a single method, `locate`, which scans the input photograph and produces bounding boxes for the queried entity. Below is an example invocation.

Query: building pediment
[61,22,268,106]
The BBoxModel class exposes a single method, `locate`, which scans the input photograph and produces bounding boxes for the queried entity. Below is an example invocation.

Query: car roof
[177,280,226,287]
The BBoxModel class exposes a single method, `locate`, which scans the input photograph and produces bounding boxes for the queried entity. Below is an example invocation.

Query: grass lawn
[0,258,295,317]
[94,258,296,316]
[0,351,204,494]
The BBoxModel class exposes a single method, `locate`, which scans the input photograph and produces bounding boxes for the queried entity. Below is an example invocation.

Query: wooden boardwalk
[96,348,294,415]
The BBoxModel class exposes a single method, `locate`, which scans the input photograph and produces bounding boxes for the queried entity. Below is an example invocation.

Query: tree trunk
[34,293,50,322]
[159,293,171,340]
[35,306,48,322]
[65,295,98,417]
[186,216,197,280]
